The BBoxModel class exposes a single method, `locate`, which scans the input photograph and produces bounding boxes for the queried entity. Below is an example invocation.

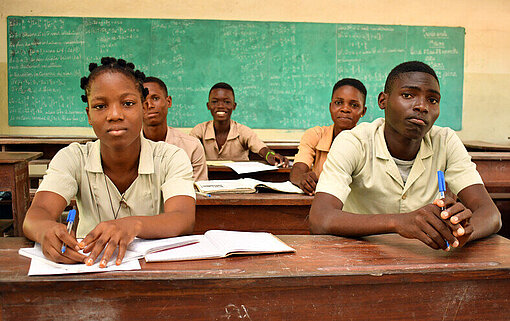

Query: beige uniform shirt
[316,118,483,214]
[37,137,196,238]
[294,124,334,177]
[164,127,208,181]
[190,120,266,161]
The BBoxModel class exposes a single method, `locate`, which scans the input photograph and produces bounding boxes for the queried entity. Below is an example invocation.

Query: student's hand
[393,203,459,250]
[80,217,142,268]
[266,152,289,168]
[39,221,87,264]
[434,198,473,248]
[297,171,319,195]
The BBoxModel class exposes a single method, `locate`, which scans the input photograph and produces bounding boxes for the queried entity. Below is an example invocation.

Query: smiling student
[290,78,367,195]
[310,61,501,250]
[23,57,195,267]
[190,82,289,167]
[142,76,208,181]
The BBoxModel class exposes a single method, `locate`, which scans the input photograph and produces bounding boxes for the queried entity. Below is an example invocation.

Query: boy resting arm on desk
[309,61,501,250]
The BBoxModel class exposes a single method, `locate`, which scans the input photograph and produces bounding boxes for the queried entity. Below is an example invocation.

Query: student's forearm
[258,146,270,159]
[23,206,62,243]
[467,204,501,241]
[128,210,195,239]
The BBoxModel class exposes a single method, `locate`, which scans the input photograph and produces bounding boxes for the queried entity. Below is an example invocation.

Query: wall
[1,0,509,144]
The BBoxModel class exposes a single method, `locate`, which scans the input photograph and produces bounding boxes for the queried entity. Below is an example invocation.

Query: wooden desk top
[0,151,43,163]
[469,151,510,160]
[0,135,94,145]
[2,234,509,283]
[196,193,313,205]
[465,140,510,152]
[208,164,291,173]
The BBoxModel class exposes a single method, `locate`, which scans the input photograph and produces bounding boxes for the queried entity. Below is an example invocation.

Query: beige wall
[1,0,509,144]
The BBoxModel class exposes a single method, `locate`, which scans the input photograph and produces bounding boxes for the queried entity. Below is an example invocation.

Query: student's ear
[206,102,211,111]
[361,106,367,117]
[86,107,92,125]
[378,92,388,110]
[232,102,237,111]
[166,95,172,109]
[142,100,148,112]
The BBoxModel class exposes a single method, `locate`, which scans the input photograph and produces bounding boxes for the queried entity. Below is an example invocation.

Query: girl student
[23,57,196,267]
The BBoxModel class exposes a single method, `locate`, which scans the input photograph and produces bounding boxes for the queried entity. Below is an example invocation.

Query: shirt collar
[84,136,154,174]
[316,124,335,152]
[204,119,240,141]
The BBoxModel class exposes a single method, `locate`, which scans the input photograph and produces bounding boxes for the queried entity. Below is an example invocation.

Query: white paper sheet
[224,162,279,174]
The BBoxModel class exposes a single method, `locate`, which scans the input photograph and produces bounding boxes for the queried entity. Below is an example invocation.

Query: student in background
[142,76,208,181]
[23,57,196,266]
[190,82,289,167]
[310,61,501,249]
[290,78,367,195]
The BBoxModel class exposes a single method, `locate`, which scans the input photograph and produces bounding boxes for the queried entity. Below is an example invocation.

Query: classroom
[1,0,510,319]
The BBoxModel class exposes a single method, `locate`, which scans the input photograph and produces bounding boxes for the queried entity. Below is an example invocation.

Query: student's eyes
[429,97,439,104]
[92,104,106,110]
[224,100,232,105]
[402,93,413,99]
[334,100,343,106]
[123,101,136,107]
[153,97,160,101]
[350,103,360,109]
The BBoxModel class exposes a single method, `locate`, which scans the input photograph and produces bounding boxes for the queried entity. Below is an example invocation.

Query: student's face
[143,82,171,126]
[86,71,143,149]
[207,88,236,121]
[329,85,366,131]
[378,72,440,141]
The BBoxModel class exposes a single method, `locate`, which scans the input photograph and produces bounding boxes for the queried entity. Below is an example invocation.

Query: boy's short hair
[332,78,367,103]
[384,61,439,93]
[144,76,168,96]
[209,82,235,100]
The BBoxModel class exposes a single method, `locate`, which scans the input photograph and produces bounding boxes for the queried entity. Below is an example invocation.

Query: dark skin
[23,71,195,267]
[290,85,367,195]
[207,88,289,167]
[309,72,501,249]
[142,81,172,142]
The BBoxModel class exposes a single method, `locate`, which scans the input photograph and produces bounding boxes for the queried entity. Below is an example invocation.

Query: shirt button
[402,193,407,200]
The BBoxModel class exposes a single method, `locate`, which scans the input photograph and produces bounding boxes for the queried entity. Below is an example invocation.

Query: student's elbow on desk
[309,192,341,234]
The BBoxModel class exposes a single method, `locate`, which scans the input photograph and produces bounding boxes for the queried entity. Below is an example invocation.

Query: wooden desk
[465,140,510,152]
[208,165,291,182]
[470,152,510,193]
[0,135,94,160]
[2,234,510,320]
[195,193,313,234]
[0,152,42,236]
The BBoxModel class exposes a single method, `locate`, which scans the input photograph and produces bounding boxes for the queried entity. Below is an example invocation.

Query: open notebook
[145,230,296,262]
[19,235,199,275]
[195,178,304,194]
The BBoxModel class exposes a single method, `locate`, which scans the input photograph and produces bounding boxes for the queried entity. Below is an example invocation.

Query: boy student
[142,76,208,181]
[310,61,501,250]
[290,78,367,195]
[23,57,195,266]
[190,82,289,167]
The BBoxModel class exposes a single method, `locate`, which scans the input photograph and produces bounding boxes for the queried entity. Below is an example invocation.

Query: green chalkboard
[7,16,465,129]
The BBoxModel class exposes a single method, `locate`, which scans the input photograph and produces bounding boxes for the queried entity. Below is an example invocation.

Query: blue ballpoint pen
[437,171,450,248]
[61,209,76,254]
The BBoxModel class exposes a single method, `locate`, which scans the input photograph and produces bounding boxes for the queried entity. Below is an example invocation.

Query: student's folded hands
[79,217,141,268]
[433,197,473,248]
[40,221,87,264]
[298,171,318,195]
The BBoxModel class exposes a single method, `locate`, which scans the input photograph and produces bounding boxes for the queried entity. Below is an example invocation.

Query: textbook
[19,235,199,275]
[195,178,304,194]
[144,230,296,262]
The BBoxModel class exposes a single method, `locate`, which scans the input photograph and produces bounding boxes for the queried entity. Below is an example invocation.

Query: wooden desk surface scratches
[1,234,510,320]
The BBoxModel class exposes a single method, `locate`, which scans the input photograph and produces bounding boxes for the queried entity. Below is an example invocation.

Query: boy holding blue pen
[310,61,501,250]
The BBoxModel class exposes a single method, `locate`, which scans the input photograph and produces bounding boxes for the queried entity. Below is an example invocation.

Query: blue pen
[61,209,76,254]
[437,171,450,248]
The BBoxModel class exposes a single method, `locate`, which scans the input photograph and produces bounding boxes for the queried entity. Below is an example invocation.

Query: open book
[145,230,296,262]
[195,178,304,194]
[19,235,199,275]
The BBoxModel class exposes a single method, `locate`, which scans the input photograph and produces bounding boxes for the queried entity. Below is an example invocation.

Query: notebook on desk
[195,178,304,194]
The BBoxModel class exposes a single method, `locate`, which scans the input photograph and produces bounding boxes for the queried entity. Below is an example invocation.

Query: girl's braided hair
[80,57,149,103]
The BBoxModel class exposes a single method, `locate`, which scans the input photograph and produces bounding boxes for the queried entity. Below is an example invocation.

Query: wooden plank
[1,235,510,320]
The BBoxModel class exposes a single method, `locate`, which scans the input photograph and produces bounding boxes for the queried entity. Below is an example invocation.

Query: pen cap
[66,209,76,223]
[437,170,446,192]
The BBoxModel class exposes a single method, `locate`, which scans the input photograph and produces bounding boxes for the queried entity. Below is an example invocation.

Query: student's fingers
[414,230,441,250]
[115,239,129,266]
[45,246,86,264]
[305,175,317,190]
[99,238,119,268]
[300,179,315,195]
[309,171,319,182]
[61,246,88,263]
[80,228,102,250]
[85,234,111,266]
[419,220,451,250]
[55,228,81,252]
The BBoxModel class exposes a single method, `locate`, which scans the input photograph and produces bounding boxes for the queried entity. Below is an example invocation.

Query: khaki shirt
[38,137,195,238]
[316,118,483,214]
[190,120,266,161]
[294,124,334,177]
[164,127,208,181]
